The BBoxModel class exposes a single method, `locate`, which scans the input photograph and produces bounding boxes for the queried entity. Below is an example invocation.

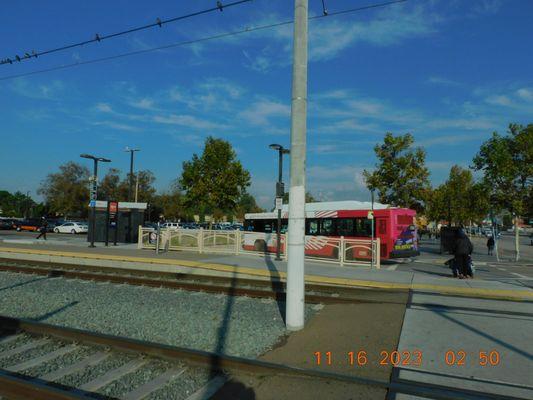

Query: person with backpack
[453,228,473,279]
[36,217,48,240]
[487,235,495,256]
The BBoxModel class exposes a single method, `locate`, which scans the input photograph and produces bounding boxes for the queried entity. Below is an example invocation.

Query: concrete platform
[0,242,532,301]
[394,292,533,399]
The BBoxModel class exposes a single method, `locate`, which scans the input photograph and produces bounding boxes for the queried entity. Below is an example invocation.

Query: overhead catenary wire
[0,0,253,66]
[0,0,409,81]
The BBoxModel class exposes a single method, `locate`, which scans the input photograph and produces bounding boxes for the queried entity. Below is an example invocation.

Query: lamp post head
[269,144,282,151]
[125,147,140,153]
[98,157,112,163]
[80,153,95,160]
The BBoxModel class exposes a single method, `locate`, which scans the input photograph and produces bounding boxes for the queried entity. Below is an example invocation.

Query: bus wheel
[254,240,266,252]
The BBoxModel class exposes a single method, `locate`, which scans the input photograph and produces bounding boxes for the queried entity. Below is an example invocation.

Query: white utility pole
[286,0,308,331]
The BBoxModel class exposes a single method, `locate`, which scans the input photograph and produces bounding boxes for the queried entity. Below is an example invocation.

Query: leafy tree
[38,162,90,219]
[179,137,251,222]
[152,190,184,221]
[99,169,157,203]
[0,190,35,217]
[235,193,264,219]
[99,168,123,201]
[426,166,489,226]
[282,191,316,204]
[364,133,430,212]
[472,123,533,260]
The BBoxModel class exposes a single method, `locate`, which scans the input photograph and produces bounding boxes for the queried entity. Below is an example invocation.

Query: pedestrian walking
[36,217,48,240]
[487,235,495,256]
[453,228,473,279]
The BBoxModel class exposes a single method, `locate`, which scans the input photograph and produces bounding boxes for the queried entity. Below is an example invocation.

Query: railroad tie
[77,358,147,392]
[121,367,187,400]
[0,334,24,346]
[5,344,77,372]
[0,339,49,360]
[39,351,110,382]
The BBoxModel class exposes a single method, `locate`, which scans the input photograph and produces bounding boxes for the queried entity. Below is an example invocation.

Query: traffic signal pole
[286,0,308,331]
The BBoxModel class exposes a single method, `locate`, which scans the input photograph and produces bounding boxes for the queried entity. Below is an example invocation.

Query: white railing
[138,227,380,268]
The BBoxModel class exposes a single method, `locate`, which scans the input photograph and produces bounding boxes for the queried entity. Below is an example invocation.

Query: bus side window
[320,219,336,236]
[337,218,354,236]
[354,218,371,237]
[306,219,319,235]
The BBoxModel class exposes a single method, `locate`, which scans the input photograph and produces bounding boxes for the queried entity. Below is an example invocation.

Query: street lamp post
[125,147,140,202]
[269,144,290,261]
[370,189,375,269]
[80,154,111,248]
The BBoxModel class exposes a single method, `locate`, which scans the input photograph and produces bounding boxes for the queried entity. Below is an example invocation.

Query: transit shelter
[88,201,147,244]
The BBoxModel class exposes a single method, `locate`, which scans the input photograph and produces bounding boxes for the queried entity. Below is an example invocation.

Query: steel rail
[0,259,408,305]
[0,316,527,400]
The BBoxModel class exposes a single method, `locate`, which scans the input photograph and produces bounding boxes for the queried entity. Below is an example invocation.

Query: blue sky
[0,0,532,208]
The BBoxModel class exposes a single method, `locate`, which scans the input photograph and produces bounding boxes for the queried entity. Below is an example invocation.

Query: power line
[0,0,253,66]
[0,0,409,81]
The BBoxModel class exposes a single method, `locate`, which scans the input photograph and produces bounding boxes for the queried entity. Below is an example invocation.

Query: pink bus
[244,201,419,260]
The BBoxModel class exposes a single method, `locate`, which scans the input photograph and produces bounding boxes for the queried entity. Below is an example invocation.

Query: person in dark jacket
[453,229,473,278]
[36,217,48,240]
[487,235,495,255]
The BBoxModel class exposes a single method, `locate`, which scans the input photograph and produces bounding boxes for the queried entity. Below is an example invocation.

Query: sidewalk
[0,241,531,301]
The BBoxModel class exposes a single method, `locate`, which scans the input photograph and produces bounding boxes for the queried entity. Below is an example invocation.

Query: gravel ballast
[0,270,315,358]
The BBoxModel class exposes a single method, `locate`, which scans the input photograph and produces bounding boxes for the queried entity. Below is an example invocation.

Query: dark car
[0,219,17,230]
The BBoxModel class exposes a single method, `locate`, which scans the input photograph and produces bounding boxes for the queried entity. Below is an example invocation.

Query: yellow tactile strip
[0,247,531,301]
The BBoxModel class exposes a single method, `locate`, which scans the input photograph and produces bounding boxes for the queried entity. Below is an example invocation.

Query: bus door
[375,217,389,258]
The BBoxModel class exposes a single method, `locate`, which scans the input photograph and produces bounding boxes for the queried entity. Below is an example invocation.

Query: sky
[0,0,532,209]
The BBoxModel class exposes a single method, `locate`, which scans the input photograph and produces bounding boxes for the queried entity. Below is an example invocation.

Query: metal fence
[138,226,380,268]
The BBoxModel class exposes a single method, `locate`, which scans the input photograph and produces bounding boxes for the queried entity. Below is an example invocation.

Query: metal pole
[129,150,134,202]
[89,160,98,248]
[371,190,375,270]
[105,200,110,246]
[276,149,283,261]
[286,0,308,331]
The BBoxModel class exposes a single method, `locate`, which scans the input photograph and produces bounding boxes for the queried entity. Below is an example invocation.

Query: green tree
[0,190,35,217]
[99,168,123,200]
[152,189,184,221]
[38,162,90,219]
[179,137,251,222]
[364,133,430,212]
[426,166,489,226]
[235,193,264,220]
[472,123,533,260]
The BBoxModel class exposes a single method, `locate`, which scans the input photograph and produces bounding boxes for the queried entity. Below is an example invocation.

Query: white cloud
[130,98,155,110]
[10,79,65,100]
[470,0,502,15]
[516,88,533,101]
[485,94,512,107]
[239,99,290,125]
[95,103,113,113]
[426,76,461,86]
[93,120,140,132]
[153,114,225,130]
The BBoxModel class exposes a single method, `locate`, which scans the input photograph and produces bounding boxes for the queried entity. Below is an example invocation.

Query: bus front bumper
[389,249,420,259]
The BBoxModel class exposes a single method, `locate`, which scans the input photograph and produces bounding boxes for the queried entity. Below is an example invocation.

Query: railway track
[0,316,528,400]
[0,258,407,306]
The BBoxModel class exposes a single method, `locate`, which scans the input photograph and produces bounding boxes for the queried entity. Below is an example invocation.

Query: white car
[54,222,88,234]
[160,222,181,230]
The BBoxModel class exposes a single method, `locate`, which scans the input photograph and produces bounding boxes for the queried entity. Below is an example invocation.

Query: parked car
[15,219,41,232]
[54,222,88,234]
[0,219,17,230]
[160,222,181,230]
